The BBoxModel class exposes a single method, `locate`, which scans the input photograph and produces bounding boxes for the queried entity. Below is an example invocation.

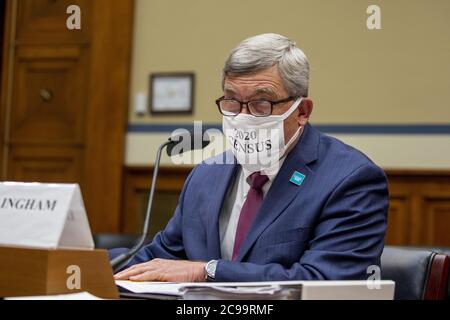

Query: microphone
[110,129,211,272]
[166,128,211,157]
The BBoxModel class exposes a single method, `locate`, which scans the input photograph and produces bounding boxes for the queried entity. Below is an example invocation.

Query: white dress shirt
[219,159,286,260]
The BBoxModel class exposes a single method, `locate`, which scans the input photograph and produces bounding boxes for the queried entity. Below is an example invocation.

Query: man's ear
[298,98,313,126]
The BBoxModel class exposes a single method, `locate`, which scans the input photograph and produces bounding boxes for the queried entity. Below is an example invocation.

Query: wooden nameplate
[0,246,118,299]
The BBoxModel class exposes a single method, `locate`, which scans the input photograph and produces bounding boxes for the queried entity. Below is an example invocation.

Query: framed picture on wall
[149,72,195,114]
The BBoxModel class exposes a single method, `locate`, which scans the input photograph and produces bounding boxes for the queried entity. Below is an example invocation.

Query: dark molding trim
[127,123,450,135]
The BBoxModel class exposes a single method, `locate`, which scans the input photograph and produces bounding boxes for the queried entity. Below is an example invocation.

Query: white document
[299,280,395,300]
[5,292,103,300]
[115,281,184,296]
[0,182,94,250]
[115,280,296,296]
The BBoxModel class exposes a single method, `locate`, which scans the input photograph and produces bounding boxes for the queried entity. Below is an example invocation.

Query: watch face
[206,261,216,278]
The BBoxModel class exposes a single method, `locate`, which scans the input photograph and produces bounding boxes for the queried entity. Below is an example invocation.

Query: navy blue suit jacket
[122,124,389,281]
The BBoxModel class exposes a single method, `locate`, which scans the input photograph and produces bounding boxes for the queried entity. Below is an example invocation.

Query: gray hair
[222,33,310,97]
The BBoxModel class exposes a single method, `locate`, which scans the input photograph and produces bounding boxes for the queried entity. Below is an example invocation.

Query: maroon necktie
[232,172,269,261]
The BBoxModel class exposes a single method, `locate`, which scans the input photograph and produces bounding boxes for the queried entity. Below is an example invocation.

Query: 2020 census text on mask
[222,97,303,172]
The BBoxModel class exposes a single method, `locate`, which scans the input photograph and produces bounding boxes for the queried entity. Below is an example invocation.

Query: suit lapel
[234,124,320,262]
[205,155,239,259]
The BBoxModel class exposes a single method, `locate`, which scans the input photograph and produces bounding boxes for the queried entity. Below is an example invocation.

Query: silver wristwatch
[205,260,218,281]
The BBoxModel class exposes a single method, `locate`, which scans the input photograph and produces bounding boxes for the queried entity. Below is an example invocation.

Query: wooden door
[0,0,134,233]
[0,0,7,177]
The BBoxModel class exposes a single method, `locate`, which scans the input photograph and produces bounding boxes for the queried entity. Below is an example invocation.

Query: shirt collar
[242,157,287,185]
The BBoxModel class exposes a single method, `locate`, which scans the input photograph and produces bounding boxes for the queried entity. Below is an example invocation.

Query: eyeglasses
[215,96,297,117]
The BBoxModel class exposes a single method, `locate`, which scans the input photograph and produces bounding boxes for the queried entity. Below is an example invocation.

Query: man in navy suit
[114,33,389,283]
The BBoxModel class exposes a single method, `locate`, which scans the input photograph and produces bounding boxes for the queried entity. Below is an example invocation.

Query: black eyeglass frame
[215,96,299,117]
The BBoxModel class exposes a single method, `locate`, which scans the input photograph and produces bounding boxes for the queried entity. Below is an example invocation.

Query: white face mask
[222,97,303,172]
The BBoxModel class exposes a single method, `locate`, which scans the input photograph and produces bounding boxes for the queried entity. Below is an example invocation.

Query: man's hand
[113,258,207,282]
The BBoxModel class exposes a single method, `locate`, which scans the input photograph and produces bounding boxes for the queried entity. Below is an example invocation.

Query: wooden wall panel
[121,167,190,236]
[10,46,87,144]
[385,194,410,245]
[422,198,450,246]
[121,167,450,248]
[8,146,83,184]
[387,170,450,247]
[15,0,91,44]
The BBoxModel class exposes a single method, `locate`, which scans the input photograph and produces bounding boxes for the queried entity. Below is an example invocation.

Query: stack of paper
[180,284,301,300]
[115,280,395,300]
[115,281,302,300]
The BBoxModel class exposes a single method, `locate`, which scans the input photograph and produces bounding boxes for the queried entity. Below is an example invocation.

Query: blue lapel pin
[290,171,306,186]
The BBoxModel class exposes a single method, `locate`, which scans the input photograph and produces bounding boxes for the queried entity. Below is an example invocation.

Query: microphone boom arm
[110,140,172,272]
